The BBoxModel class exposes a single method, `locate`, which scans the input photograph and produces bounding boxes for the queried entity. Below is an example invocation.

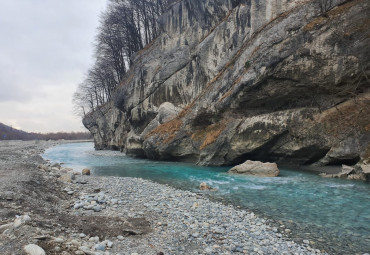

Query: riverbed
[43,142,370,254]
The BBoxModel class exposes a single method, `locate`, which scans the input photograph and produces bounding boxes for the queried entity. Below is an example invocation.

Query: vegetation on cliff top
[73,0,175,117]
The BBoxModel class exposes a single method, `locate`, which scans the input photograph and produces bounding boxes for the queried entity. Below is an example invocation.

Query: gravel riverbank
[1,140,327,255]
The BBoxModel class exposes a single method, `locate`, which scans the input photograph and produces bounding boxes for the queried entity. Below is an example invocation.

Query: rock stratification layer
[83,0,370,169]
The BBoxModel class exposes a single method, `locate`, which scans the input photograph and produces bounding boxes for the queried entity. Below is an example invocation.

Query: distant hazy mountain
[0,122,91,140]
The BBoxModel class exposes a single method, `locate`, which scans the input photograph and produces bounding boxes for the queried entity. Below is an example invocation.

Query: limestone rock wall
[84,0,370,169]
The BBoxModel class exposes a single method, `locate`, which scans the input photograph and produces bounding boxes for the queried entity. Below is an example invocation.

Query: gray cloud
[0,0,106,132]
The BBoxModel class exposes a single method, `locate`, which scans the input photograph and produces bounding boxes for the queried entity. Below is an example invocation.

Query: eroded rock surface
[83,0,370,172]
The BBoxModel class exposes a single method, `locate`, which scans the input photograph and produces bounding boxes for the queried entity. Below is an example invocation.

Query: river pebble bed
[0,141,354,254]
[64,174,325,255]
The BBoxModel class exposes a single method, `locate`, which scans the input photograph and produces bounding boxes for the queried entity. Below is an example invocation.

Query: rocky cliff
[83,0,370,171]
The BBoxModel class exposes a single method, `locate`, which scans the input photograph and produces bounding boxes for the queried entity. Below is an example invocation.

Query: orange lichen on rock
[329,0,361,16]
[304,0,362,31]
[147,118,183,144]
[314,93,370,138]
[192,121,227,150]
[304,16,327,31]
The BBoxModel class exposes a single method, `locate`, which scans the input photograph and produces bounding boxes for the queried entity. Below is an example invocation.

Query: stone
[38,165,49,171]
[23,244,46,255]
[59,173,75,183]
[228,160,280,177]
[14,215,31,228]
[361,164,370,174]
[200,182,211,190]
[53,237,64,243]
[52,163,61,169]
[74,203,84,209]
[157,102,179,124]
[89,236,99,242]
[0,223,14,233]
[348,173,367,181]
[94,243,105,251]
[71,240,81,246]
[334,164,355,178]
[106,240,113,248]
[82,168,91,175]
[93,205,102,212]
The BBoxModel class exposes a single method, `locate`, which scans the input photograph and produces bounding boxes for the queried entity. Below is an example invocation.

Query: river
[43,142,370,254]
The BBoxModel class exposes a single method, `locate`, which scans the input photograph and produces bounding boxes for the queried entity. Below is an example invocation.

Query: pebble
[23,244,46,255]
[94,243,105,251]
[68,177,329,255]
[14,215,31,228]
[89,236,99,242]
[33,153,332,255]
[53,237,64,243]
[93,205,101,212]
[107,241,113,248]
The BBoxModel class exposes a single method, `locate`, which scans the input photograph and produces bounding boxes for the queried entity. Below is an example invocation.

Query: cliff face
[83,0,370,169]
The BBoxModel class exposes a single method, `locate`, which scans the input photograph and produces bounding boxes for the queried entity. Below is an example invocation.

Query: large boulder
[228,160,280,177]
[157,102,179,124]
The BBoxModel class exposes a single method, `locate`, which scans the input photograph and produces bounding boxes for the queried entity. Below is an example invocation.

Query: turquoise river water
[43,142,370,254]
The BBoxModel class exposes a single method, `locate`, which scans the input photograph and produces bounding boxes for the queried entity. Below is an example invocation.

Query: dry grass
[362,145,370,163]
[329,0,361,16]
[304,16,327,31]
[191,121,227,150]
[178,101,197,118]
[304,0,363,31]
[314,93,370,138]
[117,69,135,89]
[146,118,183,144]
[346,18,370,35]
[137,38,157,56]
[219,90,233,102]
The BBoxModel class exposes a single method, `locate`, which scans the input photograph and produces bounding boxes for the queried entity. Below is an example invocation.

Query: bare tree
[318,0,334,15]
[73,0,173,115]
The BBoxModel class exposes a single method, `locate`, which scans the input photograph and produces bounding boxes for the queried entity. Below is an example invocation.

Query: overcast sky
[0,0,107,132]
